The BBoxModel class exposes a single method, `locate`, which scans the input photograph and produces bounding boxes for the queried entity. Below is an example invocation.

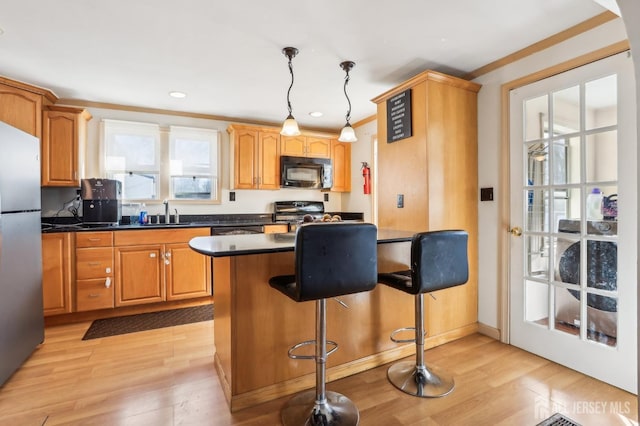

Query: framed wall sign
[386,89,412,143]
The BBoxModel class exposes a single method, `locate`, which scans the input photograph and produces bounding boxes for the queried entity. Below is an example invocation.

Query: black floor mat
[82,304,213,340]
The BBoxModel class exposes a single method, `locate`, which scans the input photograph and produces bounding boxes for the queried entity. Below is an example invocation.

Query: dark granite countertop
[40,212,364,234]
[189,228,414,257]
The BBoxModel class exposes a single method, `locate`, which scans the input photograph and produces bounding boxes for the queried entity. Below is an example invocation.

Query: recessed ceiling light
[169,91,187,98]
[309,111,323,118]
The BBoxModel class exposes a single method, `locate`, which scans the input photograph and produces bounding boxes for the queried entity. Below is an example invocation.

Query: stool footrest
[390,327,416,343]
[288,339,339,360]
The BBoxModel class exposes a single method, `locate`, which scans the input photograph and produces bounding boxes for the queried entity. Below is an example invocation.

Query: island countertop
[189,227,415,257]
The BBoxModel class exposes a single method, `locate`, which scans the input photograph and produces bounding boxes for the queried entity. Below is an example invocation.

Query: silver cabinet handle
[105,277,111,288]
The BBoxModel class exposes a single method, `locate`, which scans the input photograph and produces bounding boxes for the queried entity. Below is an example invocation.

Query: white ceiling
[0,1,610,132]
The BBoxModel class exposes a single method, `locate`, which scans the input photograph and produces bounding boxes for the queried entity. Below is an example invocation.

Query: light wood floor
[0,321,636,426]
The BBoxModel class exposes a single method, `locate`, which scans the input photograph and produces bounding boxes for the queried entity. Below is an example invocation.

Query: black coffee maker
[81,178,122,225]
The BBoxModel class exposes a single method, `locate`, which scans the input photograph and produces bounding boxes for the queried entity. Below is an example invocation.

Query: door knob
[509,226,522,236]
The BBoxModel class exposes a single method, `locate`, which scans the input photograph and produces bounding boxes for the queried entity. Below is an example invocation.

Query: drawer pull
[150,253,157,258]
[105,277,111,288]
[88,262,101,266]
[105,267,111,274]
[88,294,101,298]
[88,238,101,242]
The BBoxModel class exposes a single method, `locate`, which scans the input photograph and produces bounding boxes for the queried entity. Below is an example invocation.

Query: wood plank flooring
[0,320,636,425]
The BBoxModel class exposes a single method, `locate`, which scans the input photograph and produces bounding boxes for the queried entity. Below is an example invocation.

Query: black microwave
[280,155,332,189]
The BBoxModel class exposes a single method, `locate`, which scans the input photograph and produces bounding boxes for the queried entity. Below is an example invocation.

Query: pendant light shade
[281,47,301,136]
[338,60,357,142]
[338,123,357,142]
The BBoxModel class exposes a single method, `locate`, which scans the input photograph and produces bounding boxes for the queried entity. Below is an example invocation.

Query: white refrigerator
[0,121,44,386]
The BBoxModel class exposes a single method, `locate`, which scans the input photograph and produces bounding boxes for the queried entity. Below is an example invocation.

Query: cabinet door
[258,131,280,189]
[305,137,331,158]
[330,140,351,192]
[165,243,212,300]
[0,83,42,137]
[42,109,78,186]
[233,129,259,189]
[114,245,165,306]
[42,233,72,316]
[280,135,306,156]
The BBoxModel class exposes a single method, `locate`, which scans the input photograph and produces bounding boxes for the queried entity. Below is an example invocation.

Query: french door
[509,51,637,393]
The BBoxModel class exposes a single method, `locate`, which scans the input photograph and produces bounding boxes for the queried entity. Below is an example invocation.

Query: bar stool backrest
[410,230,469,294]
[294,222,378,301]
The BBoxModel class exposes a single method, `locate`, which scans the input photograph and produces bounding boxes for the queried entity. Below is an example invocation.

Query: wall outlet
[324,193,329,202]
[229,191,236,202]
[397,194,404,208]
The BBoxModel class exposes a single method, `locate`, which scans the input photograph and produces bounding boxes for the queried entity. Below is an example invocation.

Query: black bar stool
[269,222,378,426]
[378,230,468,398]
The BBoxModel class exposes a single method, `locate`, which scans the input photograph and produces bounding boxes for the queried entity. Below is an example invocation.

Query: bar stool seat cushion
[269,222,378,302]
[378,230,469,295]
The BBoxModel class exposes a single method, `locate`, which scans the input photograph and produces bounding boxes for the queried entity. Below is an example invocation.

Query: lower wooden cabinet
[114,228,211,307]
[166,242,212,301]
[76,232,114,312]
[42,233,73,316]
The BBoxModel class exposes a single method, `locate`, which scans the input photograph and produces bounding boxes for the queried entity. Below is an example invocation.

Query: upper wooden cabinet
[228,125,280,190]
[281,135,331,158]
[42,105,92,187]
[372,69,481,337]
[0,76,56,138]
[42,233,73,316]
[330,139,351,193]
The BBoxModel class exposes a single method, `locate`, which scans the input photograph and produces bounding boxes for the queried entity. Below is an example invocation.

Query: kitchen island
[189,229,478,412]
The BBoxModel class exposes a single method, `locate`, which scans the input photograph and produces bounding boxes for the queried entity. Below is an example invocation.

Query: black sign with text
[386,89,412,143]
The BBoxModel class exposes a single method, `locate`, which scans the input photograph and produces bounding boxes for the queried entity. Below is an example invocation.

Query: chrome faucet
[174,208,179,224]
[163,199,170,224]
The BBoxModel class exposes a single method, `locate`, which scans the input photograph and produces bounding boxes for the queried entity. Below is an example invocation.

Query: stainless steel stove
[273,201,325,229]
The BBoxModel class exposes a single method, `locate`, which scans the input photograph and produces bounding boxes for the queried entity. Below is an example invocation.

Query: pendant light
[280,47,301,136]
[338,60,357,142]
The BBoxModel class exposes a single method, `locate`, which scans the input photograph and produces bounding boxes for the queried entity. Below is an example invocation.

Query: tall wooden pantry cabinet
[372,70,481,339]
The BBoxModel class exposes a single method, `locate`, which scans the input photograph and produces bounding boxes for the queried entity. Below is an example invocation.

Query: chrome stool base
[281,390,359,426]
[387,360,455,398]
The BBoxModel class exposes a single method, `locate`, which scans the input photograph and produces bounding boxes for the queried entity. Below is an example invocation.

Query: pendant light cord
[343,70,352,124]
[286,55,295,116]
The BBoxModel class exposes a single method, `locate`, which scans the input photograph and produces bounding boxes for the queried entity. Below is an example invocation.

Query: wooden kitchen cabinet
[330,139,351,192]
[114,244,165,306]
[228,125,280,190]
[165,242,212,300]
[76,231,114,311]
[42,105,92,187]
[42,233,73,316]
[0,76,56,138]
[280,135,330,158]
[114,228,211,307]
[372,70,481,340]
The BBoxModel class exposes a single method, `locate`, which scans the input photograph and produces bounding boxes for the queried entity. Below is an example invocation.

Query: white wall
[474,18,628,329]
[41,107,345,218]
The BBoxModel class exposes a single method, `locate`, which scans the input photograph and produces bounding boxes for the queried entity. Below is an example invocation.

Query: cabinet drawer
[264,224,288,234]
[76,278,114,311]
[76,247,113,279]
[76,231,113,248]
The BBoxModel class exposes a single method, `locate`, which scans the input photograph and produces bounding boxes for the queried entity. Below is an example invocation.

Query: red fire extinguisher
[361,162,371,195]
